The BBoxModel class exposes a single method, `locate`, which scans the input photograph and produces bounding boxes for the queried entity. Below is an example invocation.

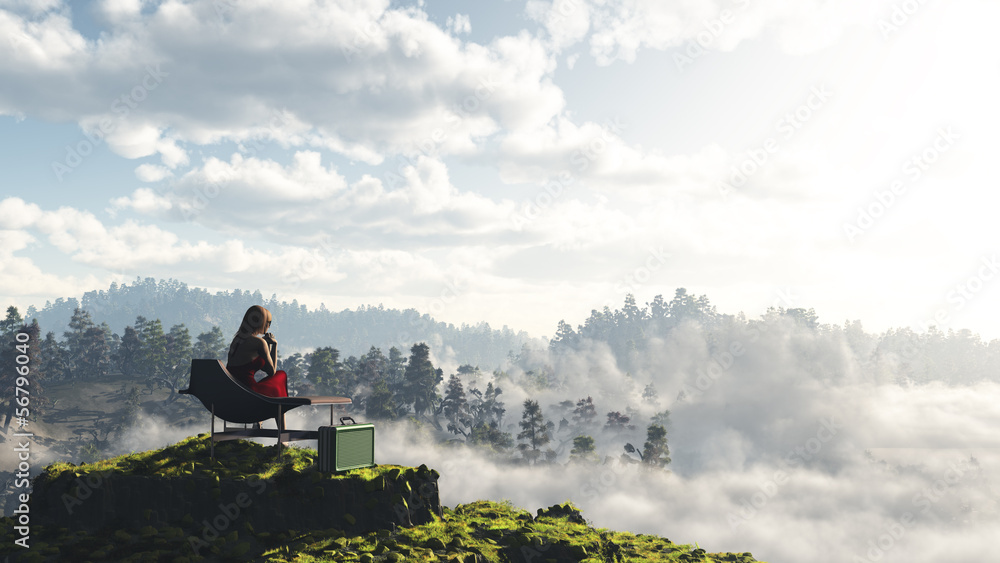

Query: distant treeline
[23,277,534,367]
[549,288,1000,386]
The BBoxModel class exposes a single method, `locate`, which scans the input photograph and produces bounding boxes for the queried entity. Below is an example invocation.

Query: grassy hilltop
[0,435,766,563]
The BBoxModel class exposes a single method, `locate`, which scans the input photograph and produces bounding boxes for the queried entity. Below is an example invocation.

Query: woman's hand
[263,333,278,360]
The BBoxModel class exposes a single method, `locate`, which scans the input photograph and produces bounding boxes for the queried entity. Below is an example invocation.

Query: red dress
[227,355,288,398]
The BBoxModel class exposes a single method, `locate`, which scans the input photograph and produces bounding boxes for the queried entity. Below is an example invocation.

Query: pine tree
[569,435,598,464]
[469,421,513,451]
[386,346,406,392]
[308,347,342,394]
[358,346,388,388]
[78,325,112,380]
[1,319,49,433]
[139,318,168,384]
[442,374,472,437]
[0,306,23,336]
[63,308,96,375]
[115,325,142,378]
[651,409,671,430]
[366,377,397,420]
[192,326,227,361]
[572,396,597,428]
[402,343,442,418]
[39,331,67,382]
[456,364,482,388]
[641,424,671,468]
[279,352,307,383]
[159,323,192,399]
[517,399,554,464]
[604,411,635,433]
[549,320,579,351]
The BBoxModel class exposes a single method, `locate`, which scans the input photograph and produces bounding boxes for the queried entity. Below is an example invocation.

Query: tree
[340,354,360,392]
[642,383,658,407]
[621,293,644,323]
[386,346,407,391]
[365,377,397,420]
[99,321,118,361]
[0,306,23,336]
[549,320,579,351]
[114,326,142,378]
[572,396,597,429]
[469,421,513,452]
[278,352,308,382]
[192,326,227,361]
[138,318,168,384]
[308,347,343,394]
[641,424,671,468]
[1,319,50,435]
[469,381,505,427]
[63,308,97,377]
[651,409,671,430]
[39,331,67,382]
[441,374,472,437]
[667,288,716,325]
[785,308,819,330]
[157,323,192,400]
[517,399,554,464]
[402,343,442,419]
[456,364,482,388]
[605,411,635,433]
[78,326,112,380]
[358,346,388,390]
[569,435,598,464]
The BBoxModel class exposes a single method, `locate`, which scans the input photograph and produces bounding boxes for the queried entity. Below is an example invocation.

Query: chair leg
[210,404,216,461]
[276,404,283,460]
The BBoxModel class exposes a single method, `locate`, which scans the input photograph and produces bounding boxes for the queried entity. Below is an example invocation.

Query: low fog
[65,314,1000,562]
[382,317,998,563]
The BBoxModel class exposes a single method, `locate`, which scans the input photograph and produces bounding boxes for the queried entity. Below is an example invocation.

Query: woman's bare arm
[257,336,277,376]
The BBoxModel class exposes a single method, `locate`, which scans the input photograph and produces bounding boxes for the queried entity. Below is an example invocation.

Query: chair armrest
[258,395,352,406]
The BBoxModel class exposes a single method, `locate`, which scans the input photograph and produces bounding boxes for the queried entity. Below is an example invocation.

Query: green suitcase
[318,417,375,472]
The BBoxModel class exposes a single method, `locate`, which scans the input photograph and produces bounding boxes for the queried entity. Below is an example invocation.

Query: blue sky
[2,0,999,339]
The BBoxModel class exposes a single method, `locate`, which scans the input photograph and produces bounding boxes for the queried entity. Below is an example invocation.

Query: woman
[226,305,288,398]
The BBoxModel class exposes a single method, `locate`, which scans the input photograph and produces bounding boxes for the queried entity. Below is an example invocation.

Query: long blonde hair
[235,305,271,338]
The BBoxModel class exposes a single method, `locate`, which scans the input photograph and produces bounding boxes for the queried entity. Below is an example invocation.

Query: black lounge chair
[179,359,352,459]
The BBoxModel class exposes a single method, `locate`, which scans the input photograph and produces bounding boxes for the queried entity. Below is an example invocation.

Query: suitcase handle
[340,416,356,425]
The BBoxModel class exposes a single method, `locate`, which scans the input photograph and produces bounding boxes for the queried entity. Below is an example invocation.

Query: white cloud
[365,318,1000,563]
[0,0,564,166]
[0,227,109,301]
[134,163,172,182]
[446,13,471,35]
[111,151,530,244]
[497,116,740,198]
[528,0,878,64]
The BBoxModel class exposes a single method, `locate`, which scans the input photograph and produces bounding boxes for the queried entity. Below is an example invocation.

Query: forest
[2,280,999,470]
[22,277,532,366]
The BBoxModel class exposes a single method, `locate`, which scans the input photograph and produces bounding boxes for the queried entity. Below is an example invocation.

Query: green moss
[7,435,765,563]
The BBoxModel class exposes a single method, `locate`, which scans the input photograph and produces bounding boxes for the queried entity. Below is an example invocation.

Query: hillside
[0,373,203,476]
[0,435,766,562]
[24,277,537,365]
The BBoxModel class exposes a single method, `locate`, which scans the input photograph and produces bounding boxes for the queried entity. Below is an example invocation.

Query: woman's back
[228,334,264,367]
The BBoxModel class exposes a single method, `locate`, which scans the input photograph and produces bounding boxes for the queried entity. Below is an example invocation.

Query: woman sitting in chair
[227,305,288,398]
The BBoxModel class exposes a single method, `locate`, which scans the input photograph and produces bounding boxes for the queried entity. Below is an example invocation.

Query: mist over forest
[3,279,999,563]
